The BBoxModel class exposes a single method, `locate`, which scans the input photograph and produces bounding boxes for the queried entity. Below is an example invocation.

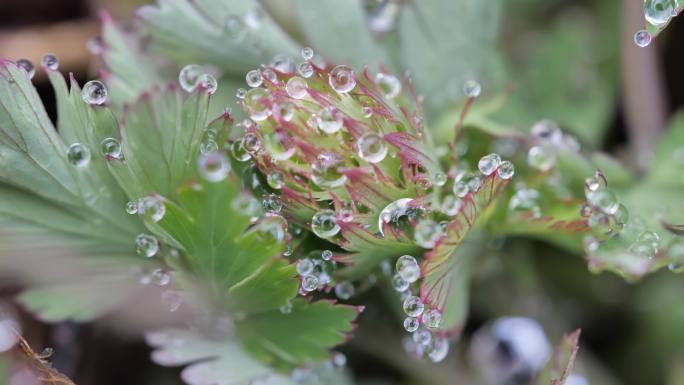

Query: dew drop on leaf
[301,47,314,60]
[285,76,308,99]
[375,73,401,99]
[422,309,442,329]
[267,171,284,189]
[16,59,35,79]
[463,80,481,98]
[316,106,344,134]
[357,133,388,163]
[82,80,108,105]
[231,139,251,162]
[329,65,356,93]
[396,255,420,283]
[41,53,59,71]
[179,64,203,92]
[301,275,319,292]
[197,73,218,94]
[100,137,122,159]
[497,160,515,180]
[404,317,420,332]
[403,296,425,317]
[135,233,159,257]
[478,153,501,176]
[246,69,263,88]
[198,152,230,182]
[244,88,271,121]
[527,145,556,172]
[334,281,354,300]
[298,62,314,78]
[311,209,340,238]
[125,201,138,215]
[644,0,674,26]
[67,143,91,167]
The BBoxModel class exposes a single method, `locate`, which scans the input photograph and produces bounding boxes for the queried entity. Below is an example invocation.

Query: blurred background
[1,0,683,385]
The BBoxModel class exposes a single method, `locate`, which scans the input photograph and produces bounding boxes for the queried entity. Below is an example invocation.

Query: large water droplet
[298,62,314,78]
[316,107,344,134]
[231,139,251,162]
[197,73,218,94]
[16,59,35,79]
[285,76,308,99]
[644,0,674,26]
[262,193,282,213]
[246,69,263,88]
[329,65,356,93]
[378,198,417,237]
[376,73,401,99]
[41,53,59,71]
[403,296,425,317]
[404,317,420,332]
[301,275,319,292]
[586,189,619,215]
[82,80,108,105]
[311,209,340,238]
[244,88,271,121]
[396,255,420,283]
[357,133,388,163]
[179,64,203,92]
[393,273,410,292]
[137,195,166,222]
[262,68,277,83]
[478,153,501,176]
[242,133,261,153]
[311,152,348,188]
[136,233,159,257]
[198,152,230,182]
[296,258,314,276]
[422,309,442,329]
[101,137,122,159]
[497,160,515,180]
[301,47,314,60]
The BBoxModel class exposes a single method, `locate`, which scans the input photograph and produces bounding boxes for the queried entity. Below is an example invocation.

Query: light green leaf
[228,259,298,315]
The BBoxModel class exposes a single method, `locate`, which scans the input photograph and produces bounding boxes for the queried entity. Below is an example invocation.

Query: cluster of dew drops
[634,0,681,47]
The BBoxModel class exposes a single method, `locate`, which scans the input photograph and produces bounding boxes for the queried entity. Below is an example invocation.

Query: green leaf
[536,329,582,385]
[228,259,298,314]
[236,299,358,370]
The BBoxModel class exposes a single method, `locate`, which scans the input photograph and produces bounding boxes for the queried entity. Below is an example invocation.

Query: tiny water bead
[463,79,482,98]
[179,64,204,92]
[16,59,35,79]
[404,317,420,332]
[246,69,263,87]
[296,258,314,276]
[375,73,401,99]
[224,14,247,40]
[41,54,59,71]
[298,62,314,78]
[137,195,166,222]
[301,275,319,292]
[82,80,108,105]
[329,65,356,93]
[198,152,231,182]
[396,255,420,283]
[197,73,218,94]
[316,107,344,134]
[267,172,285,189]
[100,137,122,159]
[236,88,247,99]
[244,87,271,121]
[135,233,159,257]
[357,133,388,163]
[497,160,515,180]
[311,209,340,238]
[403,296,425,317]
[334,281,354,300]
[527,145,556,172]
[422,309,442,329]
[285,76,308,99]
[311,152,348,188]
[644,0,675,26]
[125,201,138,214]
[634,30,653,47]
[478,153,501,176]
[65,143,91,169]
[322,250,333,260]
[414,219,442,249]
[392,274,410,292]
[301,47,314,60]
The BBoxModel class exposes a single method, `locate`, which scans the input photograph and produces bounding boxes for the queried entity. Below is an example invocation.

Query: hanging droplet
[404,317,420,332]
[66,143,91,167]
[125,201,138,214]
[357,133,388,163]
[41,53,59,71]
[267,172,285,189]
[396,255,420,283]
[441,195,463,216]
[301,47,314,60]
[296,258,314,276]
[197,73,218,94]
[311,152,348,188]
[244,88,271,121]
[329,65,356,93]
[316,107,344,134]
[82,80,108,105]
[311,209,340,238]
[527,145,556,172]
[16,59,35,79]
[224,14,247,40]
[246,69,263,87]
[301,275,319,292]
[414,219,442,249]
[161,290,183,312]
[334,281,354,300]
[497,160,515,180]
[285,76,308,99]
[634,30,653,47]
[478,153,501,176]
[428,338,449,363]
[321,250,333,261]
[644,0,674,26]
[101,137,122,159]
[463,80,481,98]
[393,273,410,292]
[236,88,247,99]
[422,309,442,329]
[375,73,401,99]
[137,195,166,222]
[135,233,159,257]
[298,62,314,78]
[403,296,425,317]
[198,152,231,182]
[179,64,204,92]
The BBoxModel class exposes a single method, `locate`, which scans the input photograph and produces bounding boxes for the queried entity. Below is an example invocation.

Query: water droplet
[427,338,449,363]
[224,14,247,40]
[335,281,354,300]
[393,273,410,292]
[236,88,247,99]
[316,107,344,134]
[262,68,277,83]
[509,188,541,217]
[244,88,271,121]
[280,302,293,314]
[412,328,432,346]
[375,73,401,99]
[301,47,314,60]
[527,145,556,172]
[125,201,138,214]
[644,0,674,26]
[396,255,420,283]
[255,214,288,243]
[82,80,108,105]
[267,172,285,189]
[67,143,91,167]
[586,189,619,215]
[231,139,251,162]
[403,296,425,317]
[414,219,442,249]
[200,139,218,154]
[301,275,319,292]
[441,195,463,216]
[41,53,59,70]
[198,152,230,182]
[329,65,356,93]
[463,80,481,98]
[497,160,515,180]
[404,317,420,332]
[298,62,314,78]
[101,137,122,159]
[296,258,314,276]
[270,54,295,73]
[179,64,204,92]
[357,133,388,163]
[285,76,308,99]
[433,172,448,187]
[137,195,166,222]
[322,250,333,260]
[312,152,348,188]
[242,133,261,153]
[338,208,354,222]
[151,268,171,286]
[634,30,653,47]
[246,69,263,87]
[161,290,183,312]
[273,102,295,122]
[422,309,442,329]
[478,153,501,176]
[265,131,296,160]
[362,106,373,118]
[530,119,563,143]
[453,181,469,197]
[16,59,35,79]
[378,198,417,237]
[197,73,218,94]
[311,209,340,238]
[136,233,159,257]
[262,193,282,213]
